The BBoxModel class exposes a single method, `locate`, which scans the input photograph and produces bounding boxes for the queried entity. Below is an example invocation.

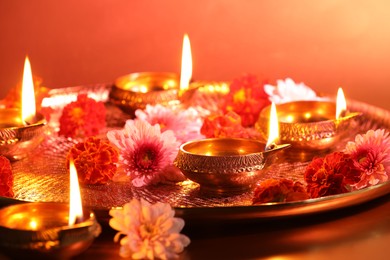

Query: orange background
[1,0,390,109]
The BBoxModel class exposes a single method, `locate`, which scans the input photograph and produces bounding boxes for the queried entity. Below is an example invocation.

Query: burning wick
[23,115,39,126]
[179,33,192,97]
[21,56,37,125]
[69,158,84,225]
[265,102,279,151]
[265,143,277,151]
[336,87,347,120]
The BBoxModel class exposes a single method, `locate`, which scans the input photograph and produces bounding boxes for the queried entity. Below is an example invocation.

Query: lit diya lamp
[256,88,361,150]
[0,57,46,160]
[110,34,194,114]
[0,158,101,258]
[174,104,290,194]
[109,34,228,115]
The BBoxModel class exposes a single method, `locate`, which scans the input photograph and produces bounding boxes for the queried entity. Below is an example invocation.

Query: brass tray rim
[2,179,389,223]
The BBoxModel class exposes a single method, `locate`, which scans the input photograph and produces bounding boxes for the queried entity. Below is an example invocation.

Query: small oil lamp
[0,159,101,258]
[174,105,290,194]
[110,34,197,114]
[256,88,361,151]
[109,34,228,115]
[0,57,46,160]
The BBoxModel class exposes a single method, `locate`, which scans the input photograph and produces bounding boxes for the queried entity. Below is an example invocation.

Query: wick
[23,115,38,125]
[74,216,85,225]
[340,110,348,118]
[265,143,277,151]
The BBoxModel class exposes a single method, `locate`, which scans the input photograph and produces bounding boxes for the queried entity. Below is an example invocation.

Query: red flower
[59,94,106,138]
[0,155,14,197]
[224,74,270,127]
[304,152,361,198]
[67,137,119,185]
[200,111,260,139]
[252,178,309,204]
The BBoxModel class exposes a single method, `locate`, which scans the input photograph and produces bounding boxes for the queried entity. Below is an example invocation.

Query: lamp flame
[69,158,83,226]
[336,87,347,120]
[22,56,36,123]
[266,102,279,150]
[179,34,192,93]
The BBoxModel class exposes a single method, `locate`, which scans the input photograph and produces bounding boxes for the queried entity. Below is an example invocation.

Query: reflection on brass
[256,101,361,150]
[174,138,290,194]
[109,72,182,115]
[109,72,224,115]
[0,202,101,259]
[0,108,46,160]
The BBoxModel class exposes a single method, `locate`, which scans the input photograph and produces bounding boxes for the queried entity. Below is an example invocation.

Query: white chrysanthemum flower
[264,78,323,104]
[109,198,190,260]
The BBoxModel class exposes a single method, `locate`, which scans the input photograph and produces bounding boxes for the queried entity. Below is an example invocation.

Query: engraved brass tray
[2,84,390,223]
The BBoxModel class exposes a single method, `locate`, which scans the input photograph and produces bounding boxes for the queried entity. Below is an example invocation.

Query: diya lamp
[0,57,46,160]
[174,103,290,194]
[109,34,229,115]
[256,88,361,151]
[0,159,101,259]
[109,34,195,114]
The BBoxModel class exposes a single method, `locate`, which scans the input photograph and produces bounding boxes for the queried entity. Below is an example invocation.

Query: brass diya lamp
[109,34,228,115]
[256,88,361,151]
[175,105,290,194]
[0,57,46,160]
[0,109,46,160]
[174,138,290,194]
[0,159,101,259]
[109,71,184,114]
[0,202,101,259]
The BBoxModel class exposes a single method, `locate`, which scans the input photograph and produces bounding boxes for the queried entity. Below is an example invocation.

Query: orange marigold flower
[67,137,119,185]
[59,94,106,138]
[0,155,14,198]
[304,152,361,198]
[253,178,308,204]
[224,74,270,127]
[201,111,260,139]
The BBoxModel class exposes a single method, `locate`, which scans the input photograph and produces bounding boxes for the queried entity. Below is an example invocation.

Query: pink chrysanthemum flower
[135,104,203,144]
[109,198,190,260]
[345,129,390,189]
[107,119,180,187]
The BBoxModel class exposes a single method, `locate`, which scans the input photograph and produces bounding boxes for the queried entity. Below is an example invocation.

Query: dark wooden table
[67,193,390,260]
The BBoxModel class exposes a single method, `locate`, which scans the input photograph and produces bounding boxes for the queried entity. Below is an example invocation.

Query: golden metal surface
[109,72,181,114]
[256,101,361,150]
[174,138,290,194]
[0,202,101,259]
[0,108,46,160]
[109,72,226,115]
